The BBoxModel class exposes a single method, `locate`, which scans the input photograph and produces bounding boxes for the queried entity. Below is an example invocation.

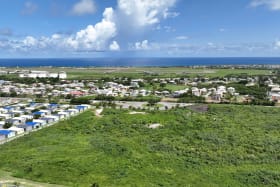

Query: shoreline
[0,57,279,68]
[0,64,280,68]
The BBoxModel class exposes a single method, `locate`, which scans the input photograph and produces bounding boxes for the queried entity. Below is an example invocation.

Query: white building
[19,71,67,79]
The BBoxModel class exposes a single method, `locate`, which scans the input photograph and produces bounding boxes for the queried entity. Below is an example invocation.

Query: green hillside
[0,105,280,186]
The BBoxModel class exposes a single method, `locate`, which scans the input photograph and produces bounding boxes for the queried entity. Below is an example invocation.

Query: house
[67,109,79,114]
[53,114,63,120]
[0,108,9,113]
[76,105,87,112]
[9,126,25,135]
[0,121,5,128]
[33,119,47,126]
[0,133,6,141]
[11,110,24,115]
[40,117,55,124]
[57,112,69,118]
[26,121,41,129]
[0,114,12,120]
[24,107,36,113]
[33,111,45,117]
[0,130,16,138]
[44,115,59,122]
[64,110,75,116]
[3,106,14,112]
[227,87,236,95]
[39,110,51,115]
[6,118,22,125]
[192,87,200,96]
[17,124,33,132]
[21,115,33,120]
[48,103,59,110]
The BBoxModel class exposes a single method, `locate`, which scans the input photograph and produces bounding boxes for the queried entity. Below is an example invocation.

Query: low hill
[0,105,279,186]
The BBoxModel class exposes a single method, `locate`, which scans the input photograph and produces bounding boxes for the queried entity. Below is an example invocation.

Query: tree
[147,97,159,106]
[91,183,99,187]
[14,113,20,117]
[34,114,41,119]
[3,122,12,129]
[160,82,166,88]
[10,91,17,97]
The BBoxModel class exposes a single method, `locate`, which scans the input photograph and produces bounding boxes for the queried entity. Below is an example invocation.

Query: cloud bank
[2,0,178,54]
[251,0,280,10]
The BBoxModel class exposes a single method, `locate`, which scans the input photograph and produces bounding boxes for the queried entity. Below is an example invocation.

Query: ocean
[0,57,280,67]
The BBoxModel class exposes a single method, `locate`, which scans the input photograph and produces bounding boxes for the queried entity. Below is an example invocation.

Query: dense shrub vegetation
[0,105,279,186]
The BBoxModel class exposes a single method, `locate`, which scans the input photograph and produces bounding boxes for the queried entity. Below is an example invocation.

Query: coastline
[0,57,280,67]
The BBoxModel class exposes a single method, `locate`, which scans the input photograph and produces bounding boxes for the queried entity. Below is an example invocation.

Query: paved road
[110,101,193,110]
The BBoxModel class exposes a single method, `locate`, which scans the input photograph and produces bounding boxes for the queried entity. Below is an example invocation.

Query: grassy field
[0,105,280,186]
[3,67,272,79]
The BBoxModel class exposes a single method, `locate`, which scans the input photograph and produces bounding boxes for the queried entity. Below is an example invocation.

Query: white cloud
[109,41,120,51]
[134,40,150,50]
[175,36,189,40]
[164,26,176,32]
[118,0,177,27]
[2,0,181,55]
[22,1,38,15]
[66,7,117,50]
[23,36,37,47]
[251,0,280,10]
[72,0,96,15]
[163,11,179,18]
[275,40,280,49]
[0,7,117,53]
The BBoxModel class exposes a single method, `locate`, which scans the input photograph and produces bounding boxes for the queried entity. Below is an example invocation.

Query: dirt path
[0,171,66,187]
[94,108,103,117]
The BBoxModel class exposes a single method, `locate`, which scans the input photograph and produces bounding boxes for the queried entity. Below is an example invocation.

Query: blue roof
[33,111,44,115]
[0,130,12,135]
[4,106,13,110]
[49,103,58,107]
[29,102,36,106]
[76,106,86,109]
[41,117,53,120]
[26,122,38,126]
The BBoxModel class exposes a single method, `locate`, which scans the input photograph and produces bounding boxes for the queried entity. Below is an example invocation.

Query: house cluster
[18,70,67,79]
[267,78,280,102]
[0,79,92,98]
[0,97,30,107]
[0,73,274,104]
[90,79,151,97]
[0,102,90,142]
[173,86,238,101]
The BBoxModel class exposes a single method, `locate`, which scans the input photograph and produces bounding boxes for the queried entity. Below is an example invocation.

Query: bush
[70,97,90,104]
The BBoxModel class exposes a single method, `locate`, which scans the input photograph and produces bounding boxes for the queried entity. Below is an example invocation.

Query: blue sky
[0,0,280,57]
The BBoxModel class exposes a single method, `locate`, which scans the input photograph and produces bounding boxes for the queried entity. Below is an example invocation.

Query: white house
[33,119,47,126]
[9,127,25,135]
[0,130,16,138]
[45,115,59,122]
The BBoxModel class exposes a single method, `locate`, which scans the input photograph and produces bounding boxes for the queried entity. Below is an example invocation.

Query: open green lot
[3,67,272,79]
[0,105,279,186]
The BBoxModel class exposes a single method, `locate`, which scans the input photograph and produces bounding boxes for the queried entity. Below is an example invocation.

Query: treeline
[0,91,18,97]
[175,92,205,103]
[70,95,161,104]
[0,76,60,84]
[227,83,267,100]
